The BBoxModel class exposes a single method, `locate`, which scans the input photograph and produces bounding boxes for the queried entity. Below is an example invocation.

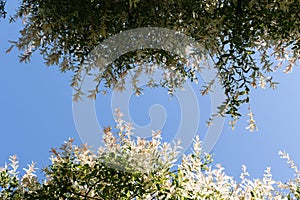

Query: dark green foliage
[9,0,300,120]
[0,0,6,20]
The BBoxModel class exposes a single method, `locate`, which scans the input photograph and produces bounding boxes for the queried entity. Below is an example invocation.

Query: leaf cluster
[9,0,300,120]
[0,108,299,199]
[1,122,300,199]
[0,0,6,20]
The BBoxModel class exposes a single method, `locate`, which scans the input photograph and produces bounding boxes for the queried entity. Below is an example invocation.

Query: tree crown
[8,0,300,122]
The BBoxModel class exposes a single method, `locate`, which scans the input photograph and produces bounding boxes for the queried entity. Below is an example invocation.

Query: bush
[1,110,299,199]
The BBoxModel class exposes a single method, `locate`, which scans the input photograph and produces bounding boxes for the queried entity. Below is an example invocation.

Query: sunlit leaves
[1,112,300,199]
[8,0,300,122]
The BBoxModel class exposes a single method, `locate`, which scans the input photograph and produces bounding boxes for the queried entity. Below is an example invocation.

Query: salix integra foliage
[1,110,300,199]
[9,0,300,119]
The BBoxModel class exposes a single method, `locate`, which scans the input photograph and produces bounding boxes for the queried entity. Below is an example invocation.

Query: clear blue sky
[1,1,300,182]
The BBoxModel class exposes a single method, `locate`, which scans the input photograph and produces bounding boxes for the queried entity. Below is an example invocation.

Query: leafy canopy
[1,111,300,199]
[8,0,300,121]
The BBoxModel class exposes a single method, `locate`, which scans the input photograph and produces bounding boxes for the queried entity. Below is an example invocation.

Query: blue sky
[1,1,300,182]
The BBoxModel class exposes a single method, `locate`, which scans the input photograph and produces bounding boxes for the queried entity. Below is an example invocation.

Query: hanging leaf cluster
[0,0,6,20]
[10,0,300,120]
